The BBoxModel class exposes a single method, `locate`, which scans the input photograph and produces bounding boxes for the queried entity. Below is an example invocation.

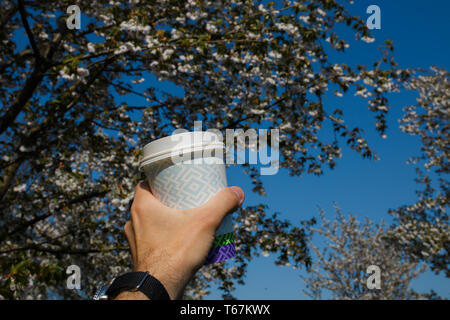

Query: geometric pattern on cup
[146,162,227,210]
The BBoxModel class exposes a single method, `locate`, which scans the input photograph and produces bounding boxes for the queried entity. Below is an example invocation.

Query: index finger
[130,181,173,217]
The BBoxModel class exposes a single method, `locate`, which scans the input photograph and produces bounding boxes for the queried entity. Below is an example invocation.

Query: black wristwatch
[93,271,171,300]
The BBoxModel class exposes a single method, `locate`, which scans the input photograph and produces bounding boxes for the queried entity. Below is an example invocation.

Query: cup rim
[139,131,225,170]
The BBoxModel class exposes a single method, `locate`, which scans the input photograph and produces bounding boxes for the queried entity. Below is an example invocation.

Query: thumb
[189,186,245,229]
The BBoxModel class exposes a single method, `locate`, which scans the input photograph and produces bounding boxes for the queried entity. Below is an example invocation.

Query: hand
[117,181,245,300]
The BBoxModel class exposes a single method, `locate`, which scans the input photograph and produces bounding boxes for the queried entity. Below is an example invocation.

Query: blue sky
[205,0,450,299]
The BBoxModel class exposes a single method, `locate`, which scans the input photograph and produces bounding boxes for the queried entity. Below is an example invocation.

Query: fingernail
[230,186,245,205]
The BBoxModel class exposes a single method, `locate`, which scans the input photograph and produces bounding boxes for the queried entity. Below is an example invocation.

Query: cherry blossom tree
[388,67,449,277]
[302,206,431,300]
[302,68,449,299]
[1,0,410,299]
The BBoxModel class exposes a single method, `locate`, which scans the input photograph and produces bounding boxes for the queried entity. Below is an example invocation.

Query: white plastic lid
[139,131,225,170]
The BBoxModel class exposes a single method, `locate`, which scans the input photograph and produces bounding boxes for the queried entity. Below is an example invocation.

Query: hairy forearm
[113,251,190,300]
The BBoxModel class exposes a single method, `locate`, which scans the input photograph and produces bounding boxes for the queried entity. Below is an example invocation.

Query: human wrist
[135,254,192,300]
[113,269,181,300]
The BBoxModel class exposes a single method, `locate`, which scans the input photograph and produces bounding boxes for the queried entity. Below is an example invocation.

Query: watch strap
[105,271,171,300]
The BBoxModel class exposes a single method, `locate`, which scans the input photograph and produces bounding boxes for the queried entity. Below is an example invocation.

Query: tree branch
[0,3,18,30]
[0,188,110,243]
[17,0,41,62]
[0,49,34,75]
[0,51,112,200]
[0,160,22,201]
[0,21,66,136]
[66,188,110,206]
[0,67,45,135]
[0,245,128,255]
[1,212,52,243]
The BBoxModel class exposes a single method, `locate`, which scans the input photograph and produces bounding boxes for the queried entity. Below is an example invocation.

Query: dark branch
[0,52,113,199]
[0,3,18,30]
[1,213,52,242]
[0,67,46,135]
[0,188,110,243]
[0,21,66,136]
[0,245,128,255]
[0,160,22,201]
[66,188,110,205]
[0,49,34,75]
[17,0,41,63]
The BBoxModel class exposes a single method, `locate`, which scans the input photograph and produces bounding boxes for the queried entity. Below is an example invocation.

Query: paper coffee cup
[139,131,236,264]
